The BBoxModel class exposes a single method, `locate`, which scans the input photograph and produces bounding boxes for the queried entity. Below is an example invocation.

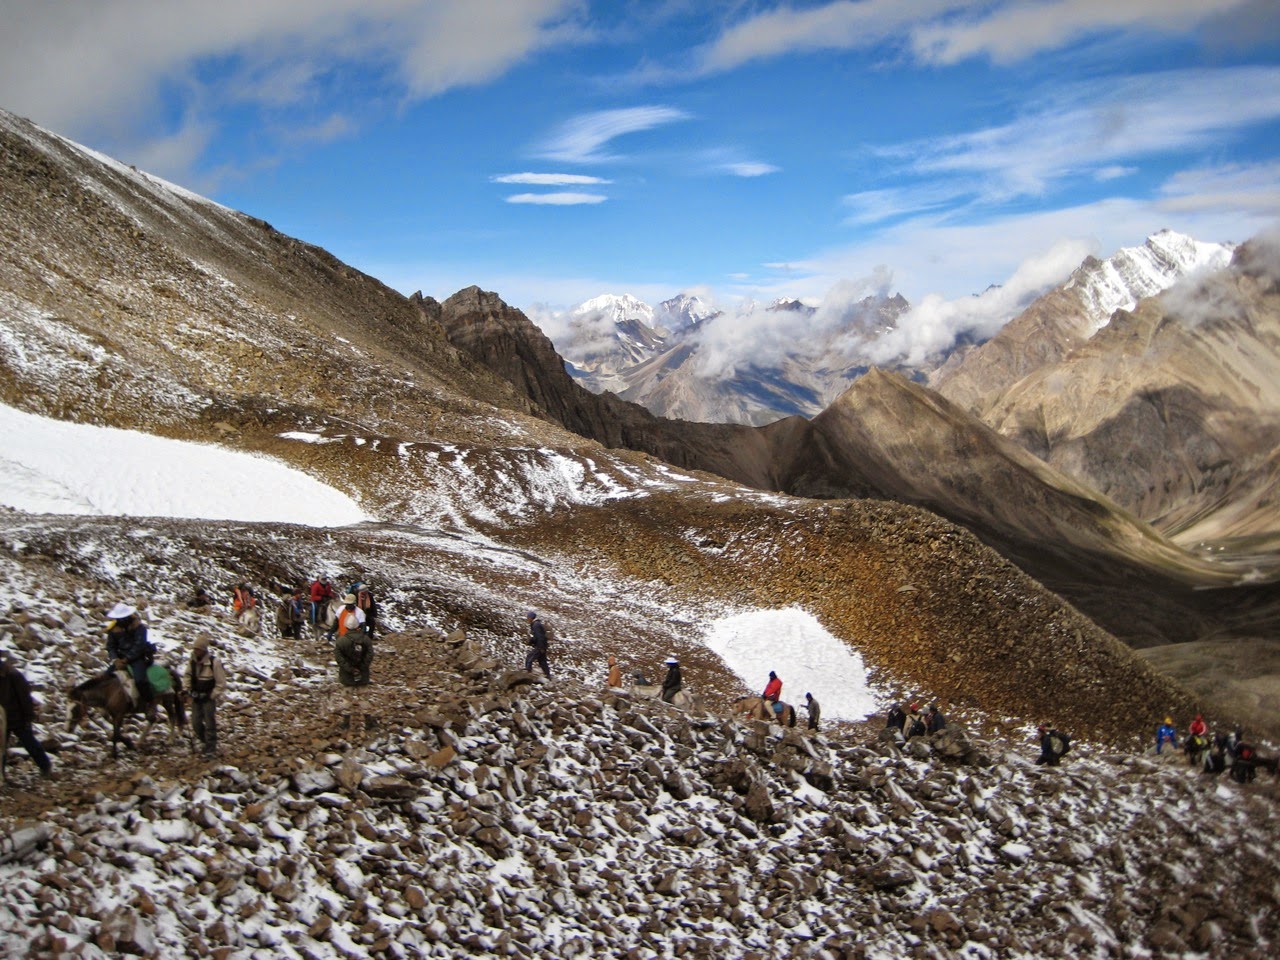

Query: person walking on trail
[187,637,227,758]
[0,656,54,778]
[334,618,374,732]
[607,656,622,688]
[660,656,682,703]
[804,692,821,731]
[903,703,927,740]
[1036,725,1071,765]
[886,702,906,733]
[327,594,365,642]
[105,602,156,707]
[762,671,783,717]
[277,588,306,640]
[232,584,256,616]
[355,583,378,638]
[524,611,550,678]
[309,576,333,625]
[1156,716,1178,754]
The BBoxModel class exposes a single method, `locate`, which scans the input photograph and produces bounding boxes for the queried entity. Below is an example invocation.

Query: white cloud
[912,0,1249,66]
[722,161,781,177]
[701,0,1254,72]
[874,67,1280,198]
[0,0,584,173]
[505,191,607,205]
[493,172,612,185]
[1157,161,1280,217]
[536,106,691,163]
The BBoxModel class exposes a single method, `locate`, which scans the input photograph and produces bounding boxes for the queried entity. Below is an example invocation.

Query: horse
[236,605,261,634]
[67,666,188,759]
[732,695,797,728]
[628,683,700,711]
[1184,733,1209,768]
[310,597,346,642]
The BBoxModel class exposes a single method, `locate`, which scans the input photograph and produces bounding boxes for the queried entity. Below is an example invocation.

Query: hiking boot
[39,766,56,780]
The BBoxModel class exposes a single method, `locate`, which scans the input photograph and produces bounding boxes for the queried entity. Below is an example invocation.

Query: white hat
[664,656,679,665]
[106,602,136,620]
[343,593,357,604]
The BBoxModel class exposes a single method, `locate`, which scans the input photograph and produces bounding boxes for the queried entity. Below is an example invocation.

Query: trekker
[277,587,306,640]
[334,618,374,732]
[606,655,622,688]
[804,692,821,731]
[309,576,333,625]
[1205,732,1231,775]
[761,671,783,717]
[925,704,947,734]
[903,703,927,740]
[187,637,226,757]
[105,602,155,706]
[187,587,213,610]
[886,703,907,733]
[232,584,256,617]
[524,611,550,678]
[660,656,682,703]
[1188,713,1207,738]
[1155,716,1178,754]
[1036,725,1071,766]
[355,583,377,638]
[0,656,53,778]
[327,594,365,642]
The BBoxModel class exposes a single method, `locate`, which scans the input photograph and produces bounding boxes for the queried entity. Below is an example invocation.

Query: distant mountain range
[553,231,1232,428]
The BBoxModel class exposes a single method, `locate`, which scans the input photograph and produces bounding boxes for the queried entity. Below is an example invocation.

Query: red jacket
[1189,717,1207,737]
[310,580,332,603]
[762,677,782,702]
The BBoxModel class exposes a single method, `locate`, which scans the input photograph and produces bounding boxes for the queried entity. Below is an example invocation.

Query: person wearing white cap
[105,602,156,706]
[660,656,682,704]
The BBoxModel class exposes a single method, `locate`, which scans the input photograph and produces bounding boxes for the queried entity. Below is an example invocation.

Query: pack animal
[732,694,797,728]
[311,597,346,641]
[237,605,261,633]
[67,667,188,758]
[628,684,700,711]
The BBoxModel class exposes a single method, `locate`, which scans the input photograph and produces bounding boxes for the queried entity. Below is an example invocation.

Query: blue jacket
[1156,723,1178,747]
[107,618,152,665]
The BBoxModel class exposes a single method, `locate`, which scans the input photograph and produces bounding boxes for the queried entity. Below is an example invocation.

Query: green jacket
[335,632,373,687]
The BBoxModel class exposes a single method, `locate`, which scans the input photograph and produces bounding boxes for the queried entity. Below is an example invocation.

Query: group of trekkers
[1155,713,1269,783]
[186,578,378,642]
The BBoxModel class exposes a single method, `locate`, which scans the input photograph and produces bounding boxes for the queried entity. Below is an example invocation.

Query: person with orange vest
[232,583,256,615]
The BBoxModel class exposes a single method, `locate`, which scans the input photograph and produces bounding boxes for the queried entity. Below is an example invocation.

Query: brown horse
[732,695,797,728]
[67,667,188,758]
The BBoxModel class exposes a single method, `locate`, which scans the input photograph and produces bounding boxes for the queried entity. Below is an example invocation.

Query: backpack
[908,718,926,738]
[1049,732,1070,757]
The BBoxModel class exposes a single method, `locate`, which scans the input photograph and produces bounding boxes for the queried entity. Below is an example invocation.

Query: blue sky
[2,1,1279,338]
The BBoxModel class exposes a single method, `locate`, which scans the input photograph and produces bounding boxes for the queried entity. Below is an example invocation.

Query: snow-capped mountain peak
[1068,228,1236,334]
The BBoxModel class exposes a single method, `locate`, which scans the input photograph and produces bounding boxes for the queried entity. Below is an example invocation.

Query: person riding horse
[762,671,783,718]
[105,602,155,707]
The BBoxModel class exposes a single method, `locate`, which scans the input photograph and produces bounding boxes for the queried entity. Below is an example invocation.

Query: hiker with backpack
[105,601,156,706]
[924,704,947,734]
[355,582,377,638]
[187,636,226,757]
[334,599,374,732]
[276,587,306,640]
[1036,725,1071,765]
[524,611,551,678]
[1155,716,1178,754]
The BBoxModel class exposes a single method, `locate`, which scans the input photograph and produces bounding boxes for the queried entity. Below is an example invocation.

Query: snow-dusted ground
[0,402,368,526]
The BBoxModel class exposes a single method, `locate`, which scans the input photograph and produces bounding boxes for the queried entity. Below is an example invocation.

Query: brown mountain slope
[955,237,1280,545]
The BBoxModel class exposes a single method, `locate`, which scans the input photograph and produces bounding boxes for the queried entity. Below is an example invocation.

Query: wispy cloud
[506,191,607,205]
[700,0,1257,72]
[1157,161,1280,216]
[722,161,781,177]
[911,0,1248,66]
[492,172,612,185]
[536,106,691,163]
[874,67,1280,198]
